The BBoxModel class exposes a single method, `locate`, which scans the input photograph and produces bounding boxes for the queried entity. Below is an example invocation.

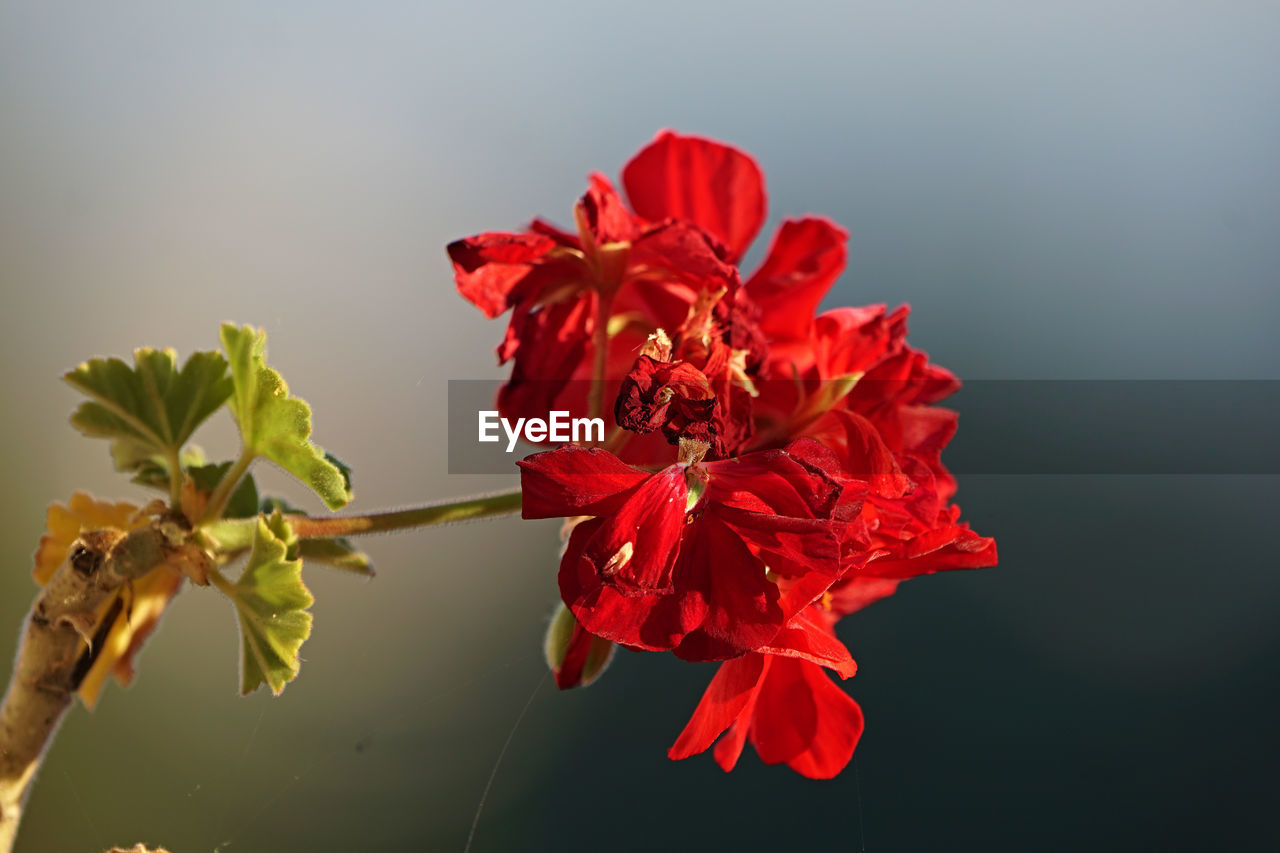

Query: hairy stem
[0,524,177,853]
[165,448,184,510]
[200,448,254,525]
[287,489,523,539]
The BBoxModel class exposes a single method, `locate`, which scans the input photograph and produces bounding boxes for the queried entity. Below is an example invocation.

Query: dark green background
[1,2,1277,851]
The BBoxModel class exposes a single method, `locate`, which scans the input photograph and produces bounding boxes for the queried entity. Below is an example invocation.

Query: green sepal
[65,347,232,471]
[222,516,313,696]
[544,603,615,689]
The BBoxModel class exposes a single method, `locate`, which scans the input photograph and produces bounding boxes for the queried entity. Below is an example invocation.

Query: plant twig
[0,523,179,853]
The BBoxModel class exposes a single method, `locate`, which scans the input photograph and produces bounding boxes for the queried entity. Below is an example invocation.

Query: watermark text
[478,410,605,452]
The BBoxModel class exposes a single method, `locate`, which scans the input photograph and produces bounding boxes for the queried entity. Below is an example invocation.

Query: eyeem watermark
[478,410,604,452]
[449,378,1280,475]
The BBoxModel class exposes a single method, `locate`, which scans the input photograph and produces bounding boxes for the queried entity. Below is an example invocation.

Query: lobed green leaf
[223,516,314,696]
[219,324,352,510]
[65,348,232,471]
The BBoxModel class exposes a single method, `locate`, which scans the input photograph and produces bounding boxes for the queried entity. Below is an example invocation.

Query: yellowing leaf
[76,564,185,709]
[32,492,184,707]
[222,517,314,695]
[34,492,144,585]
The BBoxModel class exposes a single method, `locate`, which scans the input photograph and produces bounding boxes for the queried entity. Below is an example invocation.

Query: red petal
[704,447,842,519]
[668,653,767,763]
[447,232,557,319]
[560,521,708,652]
[829,577,901,616]
[579,173,641,244]
[813,304,905,379]
[898,405,959,458]
[578,467,688,595]
[810,410,914,499]
[746,218,848,343]
[863,525,997,579]
[495,290,594,418]
[714,504,843,581]
[670,514,783,661]
[622,129,766,262]
[629,220,741,292]
[518,446,651,518]
[748,657,865,779]
[760,609,857,679]
[528,217,580,246]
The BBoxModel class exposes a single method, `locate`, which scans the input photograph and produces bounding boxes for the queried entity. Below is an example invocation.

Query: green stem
[165,448,184,510]
[287,489,522,539]
[200,448,255,525]
[207,565,234,595]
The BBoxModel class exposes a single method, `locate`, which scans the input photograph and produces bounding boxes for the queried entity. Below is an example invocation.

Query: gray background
[1,2,1277,851]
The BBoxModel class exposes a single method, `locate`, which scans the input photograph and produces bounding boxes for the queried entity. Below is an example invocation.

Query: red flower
[449,174,739,425]
[449,130,847,441]
[456,129,1000,779]
[518,445,846,660]
[669,576,899,778]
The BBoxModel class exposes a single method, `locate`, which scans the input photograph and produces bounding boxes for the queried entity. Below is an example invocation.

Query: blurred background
[1,2,1277,851]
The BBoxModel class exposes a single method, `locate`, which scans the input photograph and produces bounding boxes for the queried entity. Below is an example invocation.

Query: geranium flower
[449,172,739,426]
[449,129,845,436]
[518,444,846,660]
[456,129,999,779]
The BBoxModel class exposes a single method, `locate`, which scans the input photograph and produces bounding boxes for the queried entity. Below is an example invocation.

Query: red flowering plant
[0,128,997,853]
[452,130,997,778]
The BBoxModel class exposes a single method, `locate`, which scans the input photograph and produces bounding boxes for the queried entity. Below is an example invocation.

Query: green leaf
[325,451,354,494]
[219,324,352,510]
[201,517,256,556]
[257,498,370,574]
[204,504,373,577]
[223,517,313,696]
[189,463,260,519]
[298,537,374,576]
[65,348,232,470]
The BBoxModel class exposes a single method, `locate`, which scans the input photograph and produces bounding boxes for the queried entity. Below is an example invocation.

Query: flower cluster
[450,130,997,778]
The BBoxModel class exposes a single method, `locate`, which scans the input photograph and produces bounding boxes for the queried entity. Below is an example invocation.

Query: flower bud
[544,602,615,690]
